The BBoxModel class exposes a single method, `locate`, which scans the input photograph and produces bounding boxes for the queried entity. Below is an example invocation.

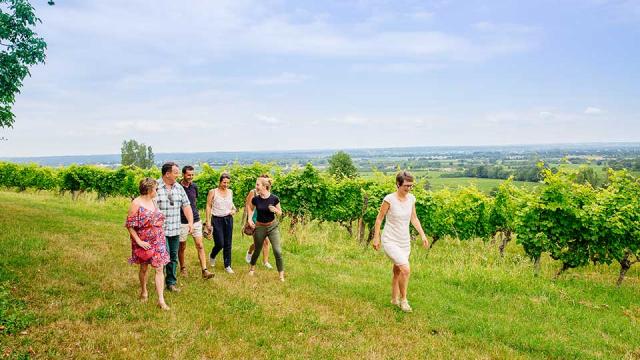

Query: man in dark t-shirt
[179,165,214,279]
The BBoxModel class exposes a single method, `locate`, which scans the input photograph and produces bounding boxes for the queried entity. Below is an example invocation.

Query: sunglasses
[157,187,174,206]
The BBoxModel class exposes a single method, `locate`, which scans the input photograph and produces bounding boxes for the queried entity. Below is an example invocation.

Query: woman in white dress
[372,171,429,312]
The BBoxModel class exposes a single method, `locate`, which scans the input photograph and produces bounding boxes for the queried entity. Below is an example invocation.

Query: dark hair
[219,172,231,183]
[182,165,194,174]
[396,171,414,187]
[139,177,157,195]
[161,162,178,176]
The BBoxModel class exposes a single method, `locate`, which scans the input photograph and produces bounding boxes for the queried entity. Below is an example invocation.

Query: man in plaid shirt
[157,162,193,292]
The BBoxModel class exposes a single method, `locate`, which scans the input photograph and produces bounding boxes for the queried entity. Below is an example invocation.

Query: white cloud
[483,108,595,126]
[251,73,310,85]
[332,115,369,125]
[538,111,555,119]
[473,21,538,34]
[411,11,435,20]
[351,62,445,73]
[36,1,536,64]
[584,107,604,115]
[255,114,284,125]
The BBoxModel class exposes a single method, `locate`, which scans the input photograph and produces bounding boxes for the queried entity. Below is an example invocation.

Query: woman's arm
[372,200,390,250]
[410,204,429,248]
[205,189,215,229]
[127,227,149,249]
[229,190,237,216]
[245,191,256,227]
[269,202,282,216]
[126,201,149,249]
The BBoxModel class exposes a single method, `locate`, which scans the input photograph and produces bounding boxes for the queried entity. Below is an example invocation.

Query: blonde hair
[139,177,157,195]
[257,176,272,190]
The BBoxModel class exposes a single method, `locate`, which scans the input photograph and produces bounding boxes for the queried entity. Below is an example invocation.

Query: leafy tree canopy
[120,139,155,169]
[327,151,358,179]
[0,0,51,128]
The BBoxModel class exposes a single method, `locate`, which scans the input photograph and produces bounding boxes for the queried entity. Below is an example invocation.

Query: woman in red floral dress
[125,178,171,310]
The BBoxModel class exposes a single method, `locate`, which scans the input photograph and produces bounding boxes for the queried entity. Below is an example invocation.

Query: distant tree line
[441,164,546,182]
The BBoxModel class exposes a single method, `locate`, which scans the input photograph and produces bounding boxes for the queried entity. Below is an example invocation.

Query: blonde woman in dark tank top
[244,174,274,269]
[246,176,285,281]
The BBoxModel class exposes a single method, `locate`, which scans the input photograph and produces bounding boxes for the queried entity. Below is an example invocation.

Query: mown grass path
[1,191,639,359]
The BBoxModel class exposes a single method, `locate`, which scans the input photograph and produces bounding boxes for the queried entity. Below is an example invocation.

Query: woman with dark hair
[246,176,284,281]
[205,173,237,273]
[372,171,429,312]
[125,177,170,310]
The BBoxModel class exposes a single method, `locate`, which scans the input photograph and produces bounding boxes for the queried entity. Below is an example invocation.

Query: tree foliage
[2,161,640,285]
[327,151,358,179]
[120,139,155,169]
[0,0,50,127]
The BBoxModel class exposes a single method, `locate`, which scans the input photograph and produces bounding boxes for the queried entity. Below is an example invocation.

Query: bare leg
[193,236,207,270]
[139,264,149,301]
[391,264,400,303]
[178,241,187,274]
[398,264,411,301]
[154,266,169,310]
[195,236,214,278]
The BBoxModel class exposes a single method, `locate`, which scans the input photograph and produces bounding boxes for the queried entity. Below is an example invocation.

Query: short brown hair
[396,171,414,187]
[182,165,194,174]
[162,162,178,176]
[139,177,157,195]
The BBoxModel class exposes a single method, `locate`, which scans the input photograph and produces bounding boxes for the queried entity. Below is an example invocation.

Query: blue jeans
[164,235,180,286]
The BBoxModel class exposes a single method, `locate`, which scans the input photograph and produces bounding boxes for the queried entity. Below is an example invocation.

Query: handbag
[243,222,255,236]
[134,247,154,261]
[131,208,154,261]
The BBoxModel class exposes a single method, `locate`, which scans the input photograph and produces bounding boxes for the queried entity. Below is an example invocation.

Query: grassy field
[1,190,639,359]
[427,177,539,193]
[359,170,540,194]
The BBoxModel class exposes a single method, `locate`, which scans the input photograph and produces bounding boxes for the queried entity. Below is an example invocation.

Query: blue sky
[1,0,639,156]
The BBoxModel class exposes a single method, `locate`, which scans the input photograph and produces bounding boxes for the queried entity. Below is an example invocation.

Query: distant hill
[1,142,639,167]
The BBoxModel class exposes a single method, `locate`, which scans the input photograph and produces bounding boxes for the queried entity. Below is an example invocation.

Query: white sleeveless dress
[381,193,415,266]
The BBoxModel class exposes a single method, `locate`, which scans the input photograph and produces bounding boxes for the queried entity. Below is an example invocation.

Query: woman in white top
[372,171,429,312]
[205,173,237,273]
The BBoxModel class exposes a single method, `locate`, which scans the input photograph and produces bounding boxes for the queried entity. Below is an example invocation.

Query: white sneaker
[399,299,412,313]
[209,256,216,267]
[391,298,400,307]
[263,262,273,269]
[245,251,253,264]
[225,266,234,274]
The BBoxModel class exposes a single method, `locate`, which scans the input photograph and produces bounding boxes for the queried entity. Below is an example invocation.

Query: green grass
[359,170,539,194]
[1,190,639,359]
[428,177,540,193]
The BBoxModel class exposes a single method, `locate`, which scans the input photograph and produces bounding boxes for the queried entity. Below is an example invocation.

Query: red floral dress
[125,206,170,268]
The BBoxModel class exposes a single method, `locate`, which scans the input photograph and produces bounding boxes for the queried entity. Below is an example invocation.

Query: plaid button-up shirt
[156,178,191,237]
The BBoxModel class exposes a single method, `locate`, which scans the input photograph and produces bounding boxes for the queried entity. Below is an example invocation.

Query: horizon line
[2,141,640,160]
